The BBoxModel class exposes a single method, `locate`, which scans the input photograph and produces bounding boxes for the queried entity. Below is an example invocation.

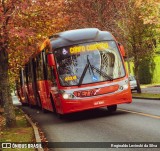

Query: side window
[24,66,28,85]
[45,52,57,85]
[47,66,57,85]
[35,56,39,80]
[34,48,56,86]
[46,65,52,81]
[32,58,37,82]
[36,53,45,80]
[19,69,23,87]
[16,79,20,90]
[28,62,32,83]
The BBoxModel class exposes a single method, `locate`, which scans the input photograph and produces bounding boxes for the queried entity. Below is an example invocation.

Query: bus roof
[49,28,115,49]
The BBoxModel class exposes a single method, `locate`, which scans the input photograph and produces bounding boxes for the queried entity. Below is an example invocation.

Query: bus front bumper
[58,90,132,114]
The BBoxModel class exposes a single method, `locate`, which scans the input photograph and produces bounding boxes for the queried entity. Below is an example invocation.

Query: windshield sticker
[69,42,109,54]
[64,75,77,81]
[92,75,98,82]
[62,48,68,55]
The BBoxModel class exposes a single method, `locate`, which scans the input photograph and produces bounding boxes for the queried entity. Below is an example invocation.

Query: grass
[132,83,160,99]
[0,107,35,151]
[132,93,160,99]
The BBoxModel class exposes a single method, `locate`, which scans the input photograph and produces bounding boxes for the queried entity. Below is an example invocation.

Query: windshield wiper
[78,56,113,86]
[78,62,89,86]
[90,65,113,81]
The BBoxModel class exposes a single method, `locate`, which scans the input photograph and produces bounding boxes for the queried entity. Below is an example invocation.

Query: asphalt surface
[21,98,160,151]
[141,86,160,94]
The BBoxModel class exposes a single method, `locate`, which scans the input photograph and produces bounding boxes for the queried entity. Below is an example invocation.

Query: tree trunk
[127,59,131,74]
[0,91,3,107]
[0,49,16,128]
[134,61,141,93]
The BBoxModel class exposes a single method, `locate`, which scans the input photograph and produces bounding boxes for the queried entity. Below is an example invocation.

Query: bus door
[36,51,53,111]
[43,51,59,112]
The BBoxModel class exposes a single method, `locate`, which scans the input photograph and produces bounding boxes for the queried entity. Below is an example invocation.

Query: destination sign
[69,42,109,54]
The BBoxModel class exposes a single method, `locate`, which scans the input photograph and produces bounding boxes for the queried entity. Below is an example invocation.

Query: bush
[126,55,160,84]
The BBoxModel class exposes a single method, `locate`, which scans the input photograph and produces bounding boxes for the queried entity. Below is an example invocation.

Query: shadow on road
[62,108,129,122]
[21,105,129,123]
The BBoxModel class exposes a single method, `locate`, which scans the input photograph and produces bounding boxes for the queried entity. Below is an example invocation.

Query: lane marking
[118,109,160,119]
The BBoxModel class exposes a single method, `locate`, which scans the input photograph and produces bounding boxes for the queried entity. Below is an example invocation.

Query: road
[21,98,160,151]
[141,86,160,94]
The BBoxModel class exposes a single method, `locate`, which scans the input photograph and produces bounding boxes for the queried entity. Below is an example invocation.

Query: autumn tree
[8,0,70,86]
[0,0,70,127]
[117,0,159,93]
[0,0,18,127]
[64,0,126,36]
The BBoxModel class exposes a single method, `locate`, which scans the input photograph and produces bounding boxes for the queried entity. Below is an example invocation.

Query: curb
[132,97,160,100]
[25,114,44,151]
[141,85,160,88]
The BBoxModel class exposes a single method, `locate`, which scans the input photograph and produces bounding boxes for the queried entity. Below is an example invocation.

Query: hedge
[125,55,160,84]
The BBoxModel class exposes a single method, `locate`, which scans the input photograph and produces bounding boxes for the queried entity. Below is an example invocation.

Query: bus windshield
[54,41,125,86]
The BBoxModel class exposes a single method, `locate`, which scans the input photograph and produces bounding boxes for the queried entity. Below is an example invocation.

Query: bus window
[36,53,45,80]
[45,52,56,85]
[27,62,32,83]
[19,69,23,87]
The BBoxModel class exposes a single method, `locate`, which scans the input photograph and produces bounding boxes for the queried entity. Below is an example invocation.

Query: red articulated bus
[17,28,132,117]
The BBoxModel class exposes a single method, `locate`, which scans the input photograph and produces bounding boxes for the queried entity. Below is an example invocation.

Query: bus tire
[50,94,57,113]
[42,107,47,113]
[107,105,117,113]
[50,94,63,118]
[56,113,64,119]
[38,94,46,112]
[21,103,26,106]
[37,93,42,108]
[26,95,32,108]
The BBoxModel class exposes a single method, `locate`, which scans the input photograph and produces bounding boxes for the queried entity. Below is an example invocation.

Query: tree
[0,0,17,127]
[0,0,70,128]
[117,0,159,93]
[64,0,125,35]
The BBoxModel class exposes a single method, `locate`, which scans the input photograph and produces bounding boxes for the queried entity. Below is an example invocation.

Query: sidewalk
[141,84,160,88]
[0,104,41,151]
[12,95,44,151]
[132,94,160,100]
[132,89,160,100]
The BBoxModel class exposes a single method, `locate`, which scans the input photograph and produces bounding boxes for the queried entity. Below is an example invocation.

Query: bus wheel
[107,105,117,113]
[37,94,42,108]
[56,113,64,119]
[50,95,56,114]
[42,107,47,113]
[21,103,26,106]
[26,95,32,108]
[50,94,63,119]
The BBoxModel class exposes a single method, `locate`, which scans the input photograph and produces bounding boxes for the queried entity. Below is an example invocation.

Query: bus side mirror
[47,53,55,66]
[118,43,126,58]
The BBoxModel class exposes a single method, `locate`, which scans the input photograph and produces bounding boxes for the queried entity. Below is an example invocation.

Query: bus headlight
[123,84,129,90]
[62,93,75,99]
[119,84,128,90]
